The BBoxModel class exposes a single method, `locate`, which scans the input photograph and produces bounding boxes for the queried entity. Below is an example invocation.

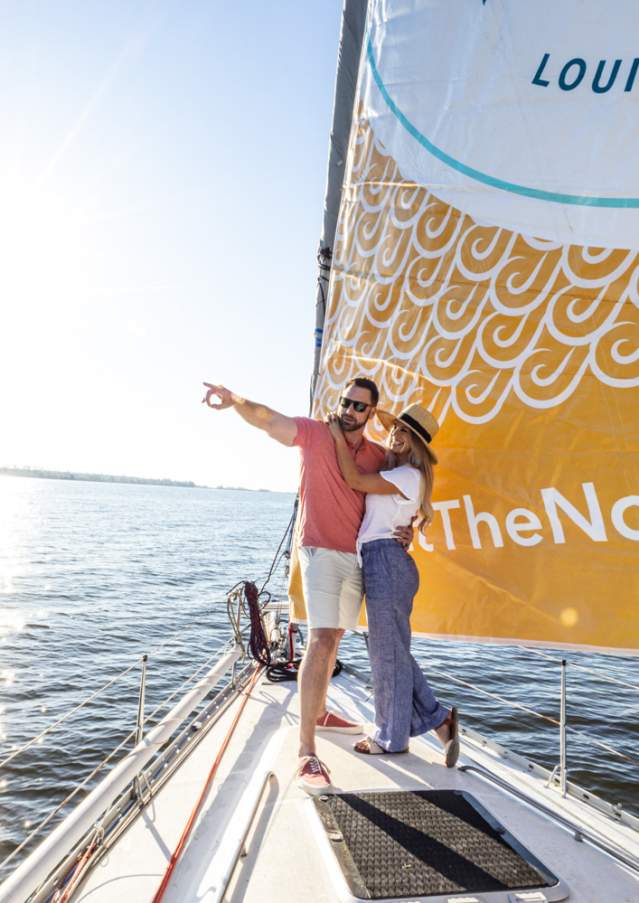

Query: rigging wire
[0,646,228,873]
[0,661,140,772]
[430,667,639,768]
[566,662,639,693]
[10,508,305,884]
[223,502,295,651]
[5,505,297,886]
[520,645,639,693]
[258,505,296,595]
[0,633,204,771]
[5,507,297,867]
[222,504,317,683]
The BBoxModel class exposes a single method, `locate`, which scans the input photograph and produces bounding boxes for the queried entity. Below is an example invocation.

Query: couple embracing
[203,376,459,795]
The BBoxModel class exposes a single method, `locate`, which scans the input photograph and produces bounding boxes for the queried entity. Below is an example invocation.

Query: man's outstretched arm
[202,383,297,447]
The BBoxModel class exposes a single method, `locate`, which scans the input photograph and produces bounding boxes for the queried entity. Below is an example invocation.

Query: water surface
[1,476,637,877]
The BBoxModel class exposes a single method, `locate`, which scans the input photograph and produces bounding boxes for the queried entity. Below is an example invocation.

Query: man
[202,377,410,793]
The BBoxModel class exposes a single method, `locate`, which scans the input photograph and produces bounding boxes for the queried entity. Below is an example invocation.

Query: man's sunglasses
[339,396,371,413]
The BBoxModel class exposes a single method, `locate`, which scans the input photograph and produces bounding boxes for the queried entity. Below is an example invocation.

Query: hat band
[400,413,432,444]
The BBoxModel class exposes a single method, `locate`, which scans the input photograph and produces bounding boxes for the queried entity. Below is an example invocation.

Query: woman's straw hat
[376,403,439,463]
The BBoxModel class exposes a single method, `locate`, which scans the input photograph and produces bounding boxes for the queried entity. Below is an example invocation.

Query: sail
[306,0,639,653]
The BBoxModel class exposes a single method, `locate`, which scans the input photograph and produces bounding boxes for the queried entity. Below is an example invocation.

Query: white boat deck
[76,669,639,903]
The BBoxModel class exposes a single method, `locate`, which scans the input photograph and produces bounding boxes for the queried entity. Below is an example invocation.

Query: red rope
[151,664,264,903]
[244,581,271,666]
[287,622,295,662]
[53,835,99,902]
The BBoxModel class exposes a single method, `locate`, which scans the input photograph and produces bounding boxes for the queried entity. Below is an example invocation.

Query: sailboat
[2,1,638,900]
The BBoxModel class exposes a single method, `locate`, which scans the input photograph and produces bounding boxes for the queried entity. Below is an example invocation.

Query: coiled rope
[233,581,344,683]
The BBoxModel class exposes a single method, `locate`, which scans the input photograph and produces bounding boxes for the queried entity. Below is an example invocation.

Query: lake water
[1,475,637,878]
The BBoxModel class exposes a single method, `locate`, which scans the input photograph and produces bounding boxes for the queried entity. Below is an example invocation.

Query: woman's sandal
[353,736,408,755]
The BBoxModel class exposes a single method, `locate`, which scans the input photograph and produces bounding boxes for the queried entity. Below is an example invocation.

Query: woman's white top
[356,464,423,562]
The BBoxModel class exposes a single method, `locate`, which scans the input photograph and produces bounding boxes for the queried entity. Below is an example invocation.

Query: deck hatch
[313,789,559,900]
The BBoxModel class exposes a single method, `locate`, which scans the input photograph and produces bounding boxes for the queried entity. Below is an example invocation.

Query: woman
[327,403,459,765]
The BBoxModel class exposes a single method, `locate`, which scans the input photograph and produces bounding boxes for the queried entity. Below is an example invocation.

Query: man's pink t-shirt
[292,417,385,554]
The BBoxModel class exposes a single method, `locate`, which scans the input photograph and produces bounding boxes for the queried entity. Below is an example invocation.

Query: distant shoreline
[0,467,272,492]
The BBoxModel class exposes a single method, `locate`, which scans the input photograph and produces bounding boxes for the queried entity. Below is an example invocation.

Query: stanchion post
[136,654,148,744]
[560,658,567,797]
[133,654,148,799]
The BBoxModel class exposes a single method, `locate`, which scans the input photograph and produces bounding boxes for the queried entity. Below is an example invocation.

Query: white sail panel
[364,1,639,249]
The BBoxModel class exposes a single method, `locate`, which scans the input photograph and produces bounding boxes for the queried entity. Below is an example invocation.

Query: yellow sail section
[309,118,639,653]
[294,1,639,652]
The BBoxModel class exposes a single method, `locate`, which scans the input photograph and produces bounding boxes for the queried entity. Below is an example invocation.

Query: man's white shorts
[298,546,363,630]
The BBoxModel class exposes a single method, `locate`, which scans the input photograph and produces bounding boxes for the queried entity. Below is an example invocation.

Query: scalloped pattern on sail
[312,118,639,430]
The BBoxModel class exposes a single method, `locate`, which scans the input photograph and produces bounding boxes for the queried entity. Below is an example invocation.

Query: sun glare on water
[0,669,15,687]
[0,478,29,637]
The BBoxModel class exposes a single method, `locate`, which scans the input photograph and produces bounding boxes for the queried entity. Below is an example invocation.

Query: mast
[310,0,368,406]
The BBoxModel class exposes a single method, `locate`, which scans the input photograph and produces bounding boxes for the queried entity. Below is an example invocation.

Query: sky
[0,0,343,491]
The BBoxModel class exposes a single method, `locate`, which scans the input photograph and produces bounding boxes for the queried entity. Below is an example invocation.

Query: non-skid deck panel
[314,789,559,900]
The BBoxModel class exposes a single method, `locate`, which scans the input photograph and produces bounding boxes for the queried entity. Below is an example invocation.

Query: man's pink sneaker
[296,755,332,795]
[316,711,363,734]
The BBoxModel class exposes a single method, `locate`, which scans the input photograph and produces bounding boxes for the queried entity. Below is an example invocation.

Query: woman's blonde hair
[386,431,436,533]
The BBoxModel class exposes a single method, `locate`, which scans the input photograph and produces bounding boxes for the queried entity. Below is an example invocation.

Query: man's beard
[339,413,367,432]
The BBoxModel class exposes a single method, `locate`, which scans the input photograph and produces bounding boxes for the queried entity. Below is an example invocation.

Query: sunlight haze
[1,1,342,492]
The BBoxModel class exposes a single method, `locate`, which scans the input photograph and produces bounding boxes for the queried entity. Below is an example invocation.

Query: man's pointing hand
[200,384,295,445]
[202,383,234,409]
